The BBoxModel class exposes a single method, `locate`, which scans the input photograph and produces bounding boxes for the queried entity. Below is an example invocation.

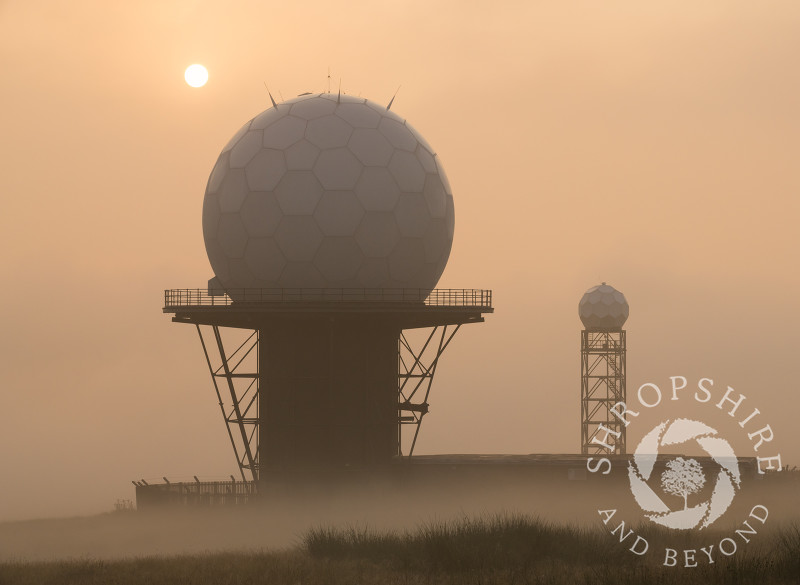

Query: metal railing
[164,288,492,309]
[136,480,256,508]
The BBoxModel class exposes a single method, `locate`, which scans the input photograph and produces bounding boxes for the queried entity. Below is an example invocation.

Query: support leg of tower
[196,325,260,482]
[397,324,461,457]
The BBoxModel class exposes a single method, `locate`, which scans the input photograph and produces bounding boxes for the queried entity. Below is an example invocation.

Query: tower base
[165,288,493,485]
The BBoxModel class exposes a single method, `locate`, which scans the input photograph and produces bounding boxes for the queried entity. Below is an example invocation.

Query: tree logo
[661,457,706,510]
[628,418,741,530]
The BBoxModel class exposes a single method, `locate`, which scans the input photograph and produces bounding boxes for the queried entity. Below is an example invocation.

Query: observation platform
[163,288,493,329]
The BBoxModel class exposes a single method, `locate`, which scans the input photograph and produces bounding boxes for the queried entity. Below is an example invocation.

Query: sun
[184,64,208,88]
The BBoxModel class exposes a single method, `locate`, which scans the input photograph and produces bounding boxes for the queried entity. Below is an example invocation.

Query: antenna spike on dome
[386,85,401,110]
[337,78,342,103]
[263,82,278,108]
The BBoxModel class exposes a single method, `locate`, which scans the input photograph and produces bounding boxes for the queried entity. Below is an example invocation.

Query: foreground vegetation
[0,514,797,584]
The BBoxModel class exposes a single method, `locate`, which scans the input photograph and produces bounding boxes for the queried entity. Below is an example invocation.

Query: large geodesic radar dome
[202,93,454,297]
[578,283,629,330]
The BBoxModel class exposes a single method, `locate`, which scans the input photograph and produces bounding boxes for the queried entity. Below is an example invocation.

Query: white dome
[578,283,629,330]
[202,93,454,296]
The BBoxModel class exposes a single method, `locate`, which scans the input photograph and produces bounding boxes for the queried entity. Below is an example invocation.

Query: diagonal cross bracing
[397,324,461,457]
[196,325,260,482]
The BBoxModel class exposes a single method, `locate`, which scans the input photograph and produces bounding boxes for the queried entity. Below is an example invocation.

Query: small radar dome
[202,93,454,296]
[578,282,629,330]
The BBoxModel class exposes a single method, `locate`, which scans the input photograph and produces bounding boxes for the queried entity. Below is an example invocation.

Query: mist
[0,0,798,526]
[0,468,794,561]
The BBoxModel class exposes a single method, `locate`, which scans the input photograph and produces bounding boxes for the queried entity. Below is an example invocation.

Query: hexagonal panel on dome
[336,103,380,128]
[389,150,425,192]
[422,174,447,218]
[218,169,248,213]
[357,258,390,288]
[285,139,320,170]
[414,260,445,291]
[329,94,363,104]
[355,167,400,211]
[244,238,286,282]
[356,211,400,258]
[290,97,337,120]
[207,152,229,194]
[348,128,394,167]
[250,105,290,130]
[278,262,327,288]
[380,107,406,127]
[422,218,448,262]
[592,303,610,318]
[228,258,257,288]
[416,145,437,173]
[245,149,286,192]
[274,216,323,262]
[275,171,324,215]
[229,130,264,168]
[217,214,249,258]
[221,122,251,153]
[356,258,390,288]
[240,192,283,237]
[314,191,364,236]
[314,148,362,190]
[445,194,455,239]
[262,116,306,149]
[601,294,617,306]
[202,194,221,239]
[306,115,353,149]
[435,156,452,196]
[281,94,317,106]
[365,100,389,115]
[314,237,363,282]
[411,126,436,157]
[388,238,426,282]
[205,238,231,281]
[394,193,431,238]
[378,117,417,152]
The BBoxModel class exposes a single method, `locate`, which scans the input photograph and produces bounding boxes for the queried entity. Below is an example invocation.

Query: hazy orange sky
[1,1,798,521]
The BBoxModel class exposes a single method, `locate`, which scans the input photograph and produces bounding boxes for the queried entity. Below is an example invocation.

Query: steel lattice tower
[578,283,629,455]
[580,330,626,454]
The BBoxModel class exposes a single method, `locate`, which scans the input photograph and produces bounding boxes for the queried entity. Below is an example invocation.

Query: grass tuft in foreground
[0,514,797,584]
[304,513,632,574]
